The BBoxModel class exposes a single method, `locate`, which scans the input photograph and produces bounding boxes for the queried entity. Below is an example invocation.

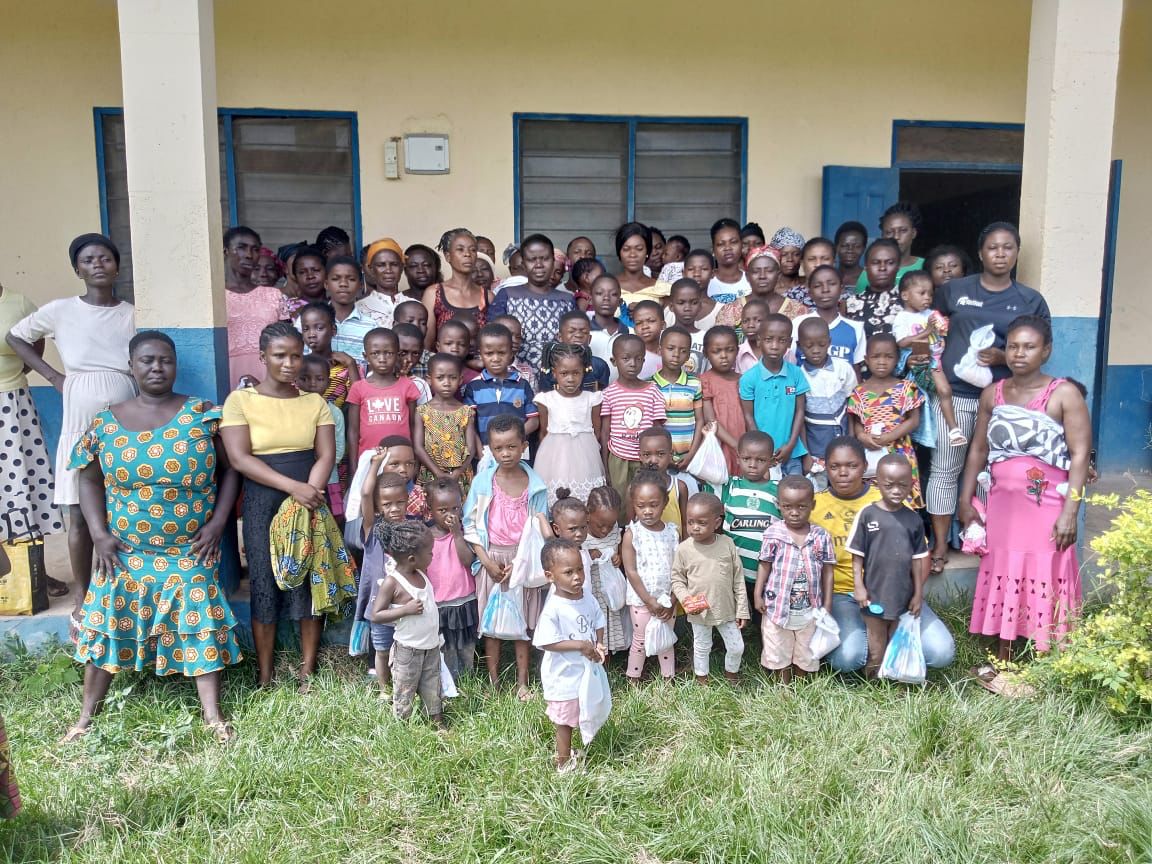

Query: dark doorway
[899,171,1022,263]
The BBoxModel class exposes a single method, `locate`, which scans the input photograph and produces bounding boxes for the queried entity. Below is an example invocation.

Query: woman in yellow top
[220,321,336,689]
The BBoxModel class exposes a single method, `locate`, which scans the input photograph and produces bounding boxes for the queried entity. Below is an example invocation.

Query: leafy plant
[1032,490,1152,714]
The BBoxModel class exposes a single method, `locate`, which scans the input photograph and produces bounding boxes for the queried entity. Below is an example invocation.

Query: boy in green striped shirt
[721,431,781,617]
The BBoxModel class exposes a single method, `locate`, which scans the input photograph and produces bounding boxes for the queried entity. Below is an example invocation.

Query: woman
[708,218,751,302]
[252,246,283,289]
[740,222,766,258]
[924,244,972,291]
[220,322,339,689]
[422,229,492,349]
[473,250,497,296]
[357,237,414,329]
[960,316,1089,675]
[843,238,904,338]
[770,226,806,299]
[64,332,242,742]
[223,226,285,388]
[925,222,1050,572]
[6,233,136,610]
[646,226,666,277]
[404,243,442,298]
[0,280,65,591]
[811,436,955,674]
[615,222,658,302]
[856,203,925,294]
[834,221,868,293]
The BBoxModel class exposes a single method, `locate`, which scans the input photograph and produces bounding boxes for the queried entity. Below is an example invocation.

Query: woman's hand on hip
[190,520,226,566]
[92,534,129,578]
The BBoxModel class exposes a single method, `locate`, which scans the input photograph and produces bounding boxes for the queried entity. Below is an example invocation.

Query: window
[516,115,746,269]
[892,120,1024,169]
[95,108,360,301]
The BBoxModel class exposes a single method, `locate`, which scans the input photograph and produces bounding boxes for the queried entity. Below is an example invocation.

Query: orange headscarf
[364,237,405,265]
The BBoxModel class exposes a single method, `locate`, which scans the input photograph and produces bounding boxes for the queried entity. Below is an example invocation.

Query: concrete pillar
[117,0,226,400]
[1018,0,1124,403]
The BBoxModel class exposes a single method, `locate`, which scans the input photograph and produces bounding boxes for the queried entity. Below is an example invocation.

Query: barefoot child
[370,521,444,725]
[700,325,745,478]
[414,353,480,495]
[463,414,549,699]
[754,476,835,683]
[424,479,478,682]
[621,470,680,683]
[533,538,607,771]
[534,343,606,505]
[847,455,929,677]
[671,492,748,683]
[584,485,630,655]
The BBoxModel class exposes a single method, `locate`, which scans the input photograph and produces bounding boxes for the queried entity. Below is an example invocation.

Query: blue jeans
[826,593,956,673]
[779,457,804,477]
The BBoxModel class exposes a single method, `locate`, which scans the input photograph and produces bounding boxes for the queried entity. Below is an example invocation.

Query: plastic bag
[479,583,529,641]
[643,595,677,656]
[685,424,729,487]
[348,619,371,657]
[953,323,996,390]
[808,607,841,660]
[598,560,627,611]
[509,515,549,589]
[960,496,988,556]
[440,653,459,699]
[878,612,927,684]
[578,658,612,743]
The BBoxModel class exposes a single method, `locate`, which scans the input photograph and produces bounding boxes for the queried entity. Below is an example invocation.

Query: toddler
[755,476,836,683]
[636,426,690,540]
[414,353,480,495]
[584,485,630,655]
[424,479,478,682]
[534,343,607,505]
[671,493,748,683]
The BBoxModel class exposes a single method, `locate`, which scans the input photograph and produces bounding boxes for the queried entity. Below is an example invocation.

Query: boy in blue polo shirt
[739,314,809,476]
[464,322,539,444]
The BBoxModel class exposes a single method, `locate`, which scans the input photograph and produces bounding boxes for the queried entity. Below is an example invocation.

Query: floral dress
[68,399,243,677]
[416,403,474,495]
[847,380,925,508]
[844,286,903,338]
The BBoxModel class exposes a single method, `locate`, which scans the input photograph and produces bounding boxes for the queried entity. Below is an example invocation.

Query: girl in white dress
[533,344,605,506]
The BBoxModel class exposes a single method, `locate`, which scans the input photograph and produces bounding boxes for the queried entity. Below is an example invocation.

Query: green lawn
[3,605,1151,864]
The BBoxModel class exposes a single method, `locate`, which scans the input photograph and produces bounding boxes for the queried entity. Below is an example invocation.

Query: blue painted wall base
[1098,364,1152,473]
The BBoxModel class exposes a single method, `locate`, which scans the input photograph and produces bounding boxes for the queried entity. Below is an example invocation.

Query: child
[393,301,432,376]
[664,278,719,374]
[369,520,444,725]
[636,426,690,541]
[534,343,606,505]
[414,353,480,495]
[754,476,836,683]
[488,233,577,368]
[699,325,745,478]
[298,355,347,516]
[425,478,478,682]
[568,257,605,312]
[347,328,422,474]
[464,323,540,447]
[394,322,432,405]
[652,326,704,468]
[584,485,630,655]
[892,270,965,446]
[734,298,768,373]
[463,413,549,699]
[739,315,809,475]
[792,265,865,368]
[587,274,628,382]
[538,311,610,392]
[671,492,748,684]
[533,538,607,772]
[298,301,360,405]
[847,455,929,677]
[721,431,782,612]
[630,300,665,380]
[324,256,376,360]
[436,319,480,391]
[600,336,668,519]
[621,469,680,683]
[490,314,538,391]
[847,334,925,508]
[284,245,327,319]
[682,248,716,304]
[795,318,858,474]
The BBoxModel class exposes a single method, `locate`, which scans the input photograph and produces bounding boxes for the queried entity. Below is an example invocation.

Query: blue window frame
[891,119,1024,172]
[94,106,361,300]
[514,113,747,266]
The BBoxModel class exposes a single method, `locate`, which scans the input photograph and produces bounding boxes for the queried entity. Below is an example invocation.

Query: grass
[3,604,1152,864]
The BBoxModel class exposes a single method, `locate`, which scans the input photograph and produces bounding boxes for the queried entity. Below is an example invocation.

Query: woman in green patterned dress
[62,332,242,743]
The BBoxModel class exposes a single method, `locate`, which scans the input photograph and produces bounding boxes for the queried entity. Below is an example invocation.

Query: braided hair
[540,341,592,379]
[586,485,622,515]
[373,519,430,560]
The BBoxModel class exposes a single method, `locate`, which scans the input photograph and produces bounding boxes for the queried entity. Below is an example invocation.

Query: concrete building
[1,0,1148,470]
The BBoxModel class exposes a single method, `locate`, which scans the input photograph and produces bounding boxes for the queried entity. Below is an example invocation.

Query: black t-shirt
[937,274,1051,399]
[846,503,928,620]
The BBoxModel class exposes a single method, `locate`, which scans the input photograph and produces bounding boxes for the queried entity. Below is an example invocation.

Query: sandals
[60,724,91,744]
[947,427,968,447]
[47,576,71,598]
[204,718,236,743]
[971,664,1036,699]
[930,556,947,575]
[516,685,536,703]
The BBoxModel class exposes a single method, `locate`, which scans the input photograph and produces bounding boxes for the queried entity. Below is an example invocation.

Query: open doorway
[899,170,1021,263]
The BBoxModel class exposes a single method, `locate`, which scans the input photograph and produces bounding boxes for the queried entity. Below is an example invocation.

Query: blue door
[821,166,899,239]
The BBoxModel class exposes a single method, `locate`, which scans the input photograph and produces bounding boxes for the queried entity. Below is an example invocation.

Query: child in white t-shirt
[533,538,607,772]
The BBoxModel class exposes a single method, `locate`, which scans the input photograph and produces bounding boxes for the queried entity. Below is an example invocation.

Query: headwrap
[476,251,497,272]
[364,237,405,265]
[502,243,520,265]
[744,245,781,268]
[68,233,120,268]
[258,246,283,277]
[769,227,805,251]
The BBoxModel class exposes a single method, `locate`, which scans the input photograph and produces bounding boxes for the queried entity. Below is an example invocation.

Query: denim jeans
[826,593,956,673]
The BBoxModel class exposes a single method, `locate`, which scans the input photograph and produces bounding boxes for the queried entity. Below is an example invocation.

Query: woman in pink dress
[959,315,1091,669]
[224,226,285,387]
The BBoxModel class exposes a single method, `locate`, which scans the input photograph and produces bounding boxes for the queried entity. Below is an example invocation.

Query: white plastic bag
[643,594,677,656]
[808,607,841,660]
[685,424,729,487]
[878,612,927,684]
[509,515,549,589]
[598,559,627,611]
[953,323,996,390]
[578,659,612,743]
[440,652,458,699]
[479,584,529,640]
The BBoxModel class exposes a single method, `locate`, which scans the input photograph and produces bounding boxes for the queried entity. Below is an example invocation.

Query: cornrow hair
[541,341,592,376]
[299,301,336,325]
[551,490,588,522]
[541,537,581,572]
[880,202,923,232]
[438,227,475,255]
[586,484,622,514]
[315,226,351,255]
[258,321,304,351]
[373,519,430,559]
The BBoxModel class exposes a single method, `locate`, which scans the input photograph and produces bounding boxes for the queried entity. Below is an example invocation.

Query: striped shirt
[332,307,380,364]
[721,477,781,582]
[600,382,667,461]
[757,521,836,628]
[651,369,702,463]
[463,369,538,444]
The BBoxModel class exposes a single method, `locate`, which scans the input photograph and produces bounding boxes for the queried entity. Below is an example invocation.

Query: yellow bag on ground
[0,512,49,615]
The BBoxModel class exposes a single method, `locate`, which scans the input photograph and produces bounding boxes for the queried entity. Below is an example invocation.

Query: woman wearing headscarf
[6,233,136,612]
[357,237,415,329]
[770,227,807,302]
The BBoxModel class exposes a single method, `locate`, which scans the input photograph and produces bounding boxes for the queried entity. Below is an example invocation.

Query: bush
[1032,490,1152,714]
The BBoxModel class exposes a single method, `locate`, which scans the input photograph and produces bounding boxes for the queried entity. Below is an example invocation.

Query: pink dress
[700,370,745,478]
[480,482,546,631]
[969,378,1080,652]
[226,285,284,387]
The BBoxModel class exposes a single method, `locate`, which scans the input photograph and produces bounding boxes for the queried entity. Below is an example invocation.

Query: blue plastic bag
[879,612,926,684]
[348,619,371,656]
[479,584,529,641]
